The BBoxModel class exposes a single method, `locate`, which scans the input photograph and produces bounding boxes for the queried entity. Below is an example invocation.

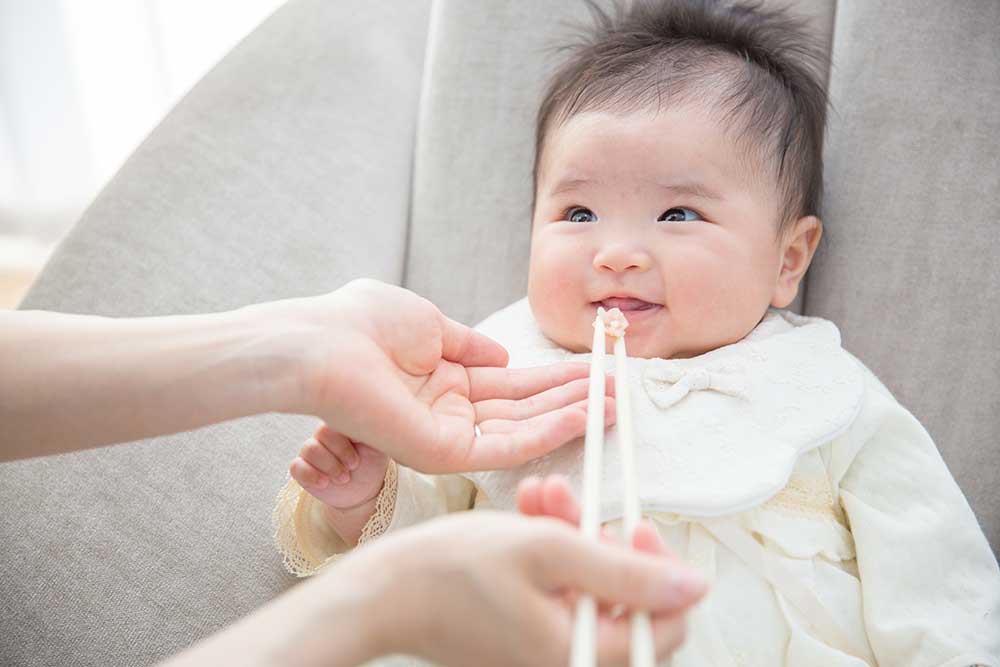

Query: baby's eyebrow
[655,181,724,201]
[548,177,598,197]
[547,177,723,201]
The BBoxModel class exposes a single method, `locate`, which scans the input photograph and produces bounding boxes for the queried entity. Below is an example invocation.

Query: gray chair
[2,1,997,665]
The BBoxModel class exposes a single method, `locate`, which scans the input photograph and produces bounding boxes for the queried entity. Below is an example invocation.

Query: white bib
[463,298,865,521]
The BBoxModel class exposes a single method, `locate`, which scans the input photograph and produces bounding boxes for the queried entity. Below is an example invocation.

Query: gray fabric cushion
[1,0,430,665]
[809,0,1000,551]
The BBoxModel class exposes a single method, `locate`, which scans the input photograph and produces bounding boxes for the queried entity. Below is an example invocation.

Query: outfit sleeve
[272,460,477,577]
[835,378,1000,667]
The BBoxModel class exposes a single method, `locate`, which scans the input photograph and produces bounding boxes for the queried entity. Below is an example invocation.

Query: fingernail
[347,456,360,471]
[334,471,351,485]
[672,573,708,599]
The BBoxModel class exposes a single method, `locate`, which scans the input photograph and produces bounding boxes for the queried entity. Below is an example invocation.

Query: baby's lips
[597,297,658,311]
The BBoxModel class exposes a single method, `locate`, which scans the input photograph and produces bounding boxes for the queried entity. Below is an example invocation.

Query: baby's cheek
[528,285,572,347]
[551,264,580,295]
[528,243,591,348]
[537,312,582,352]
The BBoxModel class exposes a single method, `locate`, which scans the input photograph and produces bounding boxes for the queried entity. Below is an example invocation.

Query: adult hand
[276,279,613,473]
[517,475,697,654]
[340,512,705,667]
[161,512,705,667]
[1,279,610,470]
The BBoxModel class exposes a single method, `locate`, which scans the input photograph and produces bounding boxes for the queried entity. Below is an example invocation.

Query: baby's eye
[657,207,702,223]
[563,206,598,223]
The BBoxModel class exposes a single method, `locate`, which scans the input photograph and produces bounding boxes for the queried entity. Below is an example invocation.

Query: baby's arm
[273,422,476,577]
[289,423,391,545]
[836,384,1000,666]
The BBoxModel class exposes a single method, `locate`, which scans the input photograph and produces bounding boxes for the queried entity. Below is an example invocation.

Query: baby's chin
[611,335,681,359]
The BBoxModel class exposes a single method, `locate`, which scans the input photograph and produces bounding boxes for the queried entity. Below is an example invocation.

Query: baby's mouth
[594,297,661,312]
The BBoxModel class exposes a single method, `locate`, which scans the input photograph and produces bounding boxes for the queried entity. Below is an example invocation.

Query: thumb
[438,314,509,368]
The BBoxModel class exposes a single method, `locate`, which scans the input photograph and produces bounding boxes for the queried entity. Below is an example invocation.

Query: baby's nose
[593,244,653,273]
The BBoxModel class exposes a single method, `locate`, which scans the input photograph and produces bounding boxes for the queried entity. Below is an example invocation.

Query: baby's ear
[772,215,823,309]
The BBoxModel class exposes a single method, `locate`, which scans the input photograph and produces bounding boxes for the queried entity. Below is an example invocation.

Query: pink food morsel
[595,306,629,338]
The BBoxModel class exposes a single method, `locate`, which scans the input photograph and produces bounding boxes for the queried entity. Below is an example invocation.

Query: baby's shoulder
[833,344,895,401]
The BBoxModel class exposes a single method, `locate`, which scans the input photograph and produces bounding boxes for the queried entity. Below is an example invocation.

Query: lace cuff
[357,459,398,544]
[272,460,399,578]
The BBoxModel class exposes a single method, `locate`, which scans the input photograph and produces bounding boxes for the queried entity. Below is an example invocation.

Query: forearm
[158,558,387,667]
[0,304,306,461]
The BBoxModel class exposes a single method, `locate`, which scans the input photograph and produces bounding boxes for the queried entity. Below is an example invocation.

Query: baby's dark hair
[533,0,830,235]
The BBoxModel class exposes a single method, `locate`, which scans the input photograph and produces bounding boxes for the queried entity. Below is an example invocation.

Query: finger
[646,614,689,661]
[521,476,613,540]
[631,520,678,563]
[478,396,616,436]
[315,424,361,471]
[289,456,329,490]
[439,314,509,368]
[537,475,619,542]
[540,475,581,525]
[300,438,350,485]
[467,363,594,402]
[470,397,615,469]
[538,529,708,616]
[516,476,544,516]
[623,521,680,568]
[475,376,589,423]
[474,375,614,422]
[595,613,688,665]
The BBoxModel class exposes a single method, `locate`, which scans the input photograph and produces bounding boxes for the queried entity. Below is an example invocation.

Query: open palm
[299,280,614,474]
[291,360,615,506]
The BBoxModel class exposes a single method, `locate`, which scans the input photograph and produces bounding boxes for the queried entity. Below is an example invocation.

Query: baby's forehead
[538,108,775,198]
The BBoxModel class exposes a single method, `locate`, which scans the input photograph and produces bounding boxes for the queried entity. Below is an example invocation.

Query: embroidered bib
[462,298,865,521]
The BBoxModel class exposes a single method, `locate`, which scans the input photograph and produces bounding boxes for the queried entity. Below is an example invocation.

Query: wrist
[323,492,381,546]
[240,294,361,421]
[261,561,387,667]
[232,298,325,416]
[334,536,417,660]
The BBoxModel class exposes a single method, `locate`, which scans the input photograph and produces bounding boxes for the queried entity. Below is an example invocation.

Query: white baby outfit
[274,298,1000,666]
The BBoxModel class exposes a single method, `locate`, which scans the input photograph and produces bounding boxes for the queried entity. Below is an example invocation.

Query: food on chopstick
[595,306,629,338]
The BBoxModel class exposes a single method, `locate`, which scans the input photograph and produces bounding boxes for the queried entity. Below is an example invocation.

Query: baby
[273,0,1000,664]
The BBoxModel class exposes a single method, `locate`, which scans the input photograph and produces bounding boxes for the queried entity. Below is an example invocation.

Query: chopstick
[570,308,655,667]
[570,311,608,667]
[613,331,656,667]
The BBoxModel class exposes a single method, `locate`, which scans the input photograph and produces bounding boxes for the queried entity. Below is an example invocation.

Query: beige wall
[0,269,33,308]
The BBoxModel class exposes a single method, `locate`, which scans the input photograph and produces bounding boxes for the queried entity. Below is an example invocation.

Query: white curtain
[0,0,286,277]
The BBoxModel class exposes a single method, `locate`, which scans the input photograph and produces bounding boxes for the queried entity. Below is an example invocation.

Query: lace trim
[271,460,399,578]
[272,474,321,578]
[359,459,398,545]
[762,475,846,524]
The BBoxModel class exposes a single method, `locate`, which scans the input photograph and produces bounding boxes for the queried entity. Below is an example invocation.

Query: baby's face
[528,108,800,359]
